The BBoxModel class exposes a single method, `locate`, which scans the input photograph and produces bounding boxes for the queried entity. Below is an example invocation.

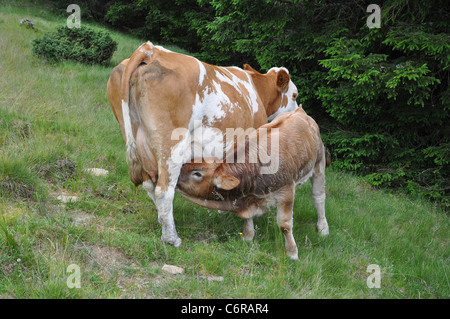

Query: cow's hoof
[173,237,182,247]
[287,252,299,261]
[162,236,182,247]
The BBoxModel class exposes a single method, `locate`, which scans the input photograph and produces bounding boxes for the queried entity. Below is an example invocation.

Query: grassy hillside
[0,1,448,299]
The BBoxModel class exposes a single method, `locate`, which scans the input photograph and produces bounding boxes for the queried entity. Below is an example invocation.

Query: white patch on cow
[207,80,229,124]
[143,180,156,203]
[243,73,260,114]
[187,61,231,158]
[195,58,207,87]
[121,99,135,148]
[268,66,289,74]
[214,69,238,90]
[136,42,152,57]
[154,185,162,198]
[187,63,267,162]
[138,42,148,50]
[218,68,259,115]
[189,80,229,159]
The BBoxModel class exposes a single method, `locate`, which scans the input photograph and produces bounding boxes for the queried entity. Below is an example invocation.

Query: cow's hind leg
[140,158,181,246]
[311,159,329,236]
[154,159,183,247]
[155,185,181,246]
[276,184,298,260]
[142,179,181,245]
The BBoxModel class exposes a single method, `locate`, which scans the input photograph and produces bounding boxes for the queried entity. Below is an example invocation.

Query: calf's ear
[214,174,240,190]
[276,69,290,92]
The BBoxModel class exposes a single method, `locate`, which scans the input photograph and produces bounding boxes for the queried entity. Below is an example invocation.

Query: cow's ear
[244,64,260,74]
[276,69,290,92]
[214,174,240,190]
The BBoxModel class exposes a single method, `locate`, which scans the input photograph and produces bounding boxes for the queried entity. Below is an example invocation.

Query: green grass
[0,1,449,299]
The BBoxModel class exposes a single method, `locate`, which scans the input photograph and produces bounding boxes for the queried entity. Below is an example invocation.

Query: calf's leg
[276,184,298,260]
[311,159,329,236]
[242,218,254,241]
[237,206,266,242]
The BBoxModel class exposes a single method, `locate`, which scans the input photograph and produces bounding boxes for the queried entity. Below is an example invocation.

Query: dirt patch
[48,188,79,205]
[117,274,156,299]
[81,245,166,298]
[73,211,94,226]
[88,245,132,272]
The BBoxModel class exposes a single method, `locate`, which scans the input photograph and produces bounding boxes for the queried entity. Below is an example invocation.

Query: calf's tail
[325,147,331,168]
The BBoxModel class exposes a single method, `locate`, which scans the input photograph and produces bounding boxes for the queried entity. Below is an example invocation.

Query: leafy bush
[32,26,117,65]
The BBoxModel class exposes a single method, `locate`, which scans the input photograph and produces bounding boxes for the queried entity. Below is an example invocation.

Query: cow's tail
[120,42,154,109]
[120,42,155,186]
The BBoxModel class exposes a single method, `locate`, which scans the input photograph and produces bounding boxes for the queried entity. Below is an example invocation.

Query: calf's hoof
[317,222,329,236]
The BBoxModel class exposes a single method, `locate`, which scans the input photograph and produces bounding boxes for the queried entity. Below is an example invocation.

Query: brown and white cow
[107,41,299,246]
[176,107,330,260]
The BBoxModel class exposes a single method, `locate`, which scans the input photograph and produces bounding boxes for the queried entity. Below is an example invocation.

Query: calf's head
[177,160,240,198]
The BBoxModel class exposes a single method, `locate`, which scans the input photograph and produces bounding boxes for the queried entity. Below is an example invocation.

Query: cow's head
[244,65,299,122]
[177,159,240,199]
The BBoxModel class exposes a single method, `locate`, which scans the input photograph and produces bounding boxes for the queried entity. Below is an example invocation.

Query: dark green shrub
[32,26,117,65]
